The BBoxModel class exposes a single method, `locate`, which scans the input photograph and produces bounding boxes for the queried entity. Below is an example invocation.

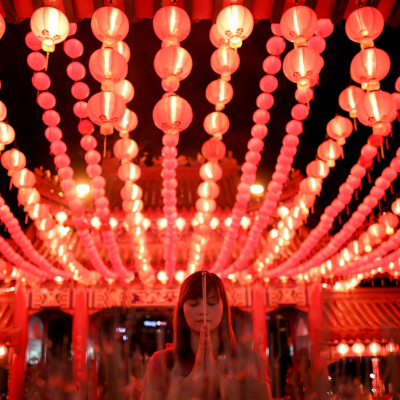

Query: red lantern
[345,7,384,49]
[326,115,353,145]
[359,231,373,253]
[283,47,320,89]
[28,203,49,220]
[294,192,315,209]
[350,48,390,91]
[71,82,90,100]
[339,85,365,119]
[367,223,386,244]
[73,101,88,119]
[0,123,15,151]
[196,198,217,213]
[64,38,84,59]
[67,61,86,81]
[12,169,36,189]
[18,188,40,207]
[25,31,42,51]
[115,41,130,62]
[300,177,322,196]
[113,138,139,160]
[379,212,399,235]
[30,7,69,52]
[263,56,282,75]
[216,5,254,49]
[306,160,329,179]
[200,162,223,181]
[198,181,220,199]
[202,139,226,161]
[206,79,233,111]
[80,135,97,151]
[391,199,400,216]
[118,162,141,182]
[308,36,326,54]
[27,52,46,71]
[78,119,95,136]
[209,24,229,49]
[91,6,129,43]
[153,94,193,134]
[154,46,193,89]
[266,37,286,56]
[280,5,317,48]
[89,48,127,90]
[211,48,240,81]
[88,92,126,135]
[114,109,138,133]
[356,91,397,135]
[121,184,143,201]
[32,72,51,91]
[114,80,134,103]
[1,149,26,175]
[203,112,229,137]
[316,19,334,38]
[317,139,342,167]
[153,6,191,45]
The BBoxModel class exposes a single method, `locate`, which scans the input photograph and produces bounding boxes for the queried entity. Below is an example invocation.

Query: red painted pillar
[9,284,29,400]
[307,279,326,376]
[72,287,89,398]
[252,279,268,355]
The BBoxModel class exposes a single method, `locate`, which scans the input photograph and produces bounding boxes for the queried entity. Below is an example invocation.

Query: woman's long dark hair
[172,271,237,368]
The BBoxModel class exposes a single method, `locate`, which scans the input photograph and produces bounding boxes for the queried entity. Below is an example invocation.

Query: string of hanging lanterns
[152,5,193,284]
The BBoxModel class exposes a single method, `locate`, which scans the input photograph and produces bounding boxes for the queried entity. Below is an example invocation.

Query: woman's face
[183,287,223,334]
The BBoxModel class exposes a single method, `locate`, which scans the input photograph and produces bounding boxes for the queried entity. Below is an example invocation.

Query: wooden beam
[331,0,350,24]
[1,0,20,23]
[31,0,45,9]
[305,0,318,9]
[62,0,77,22]
[387,0,400,26]
[270,0,286,23]
[184,0,193,21]
[92,0,103,11]
[243,0,254,12]
[154,0,162,14]
[212,0,223,23]
[123,0,135,22]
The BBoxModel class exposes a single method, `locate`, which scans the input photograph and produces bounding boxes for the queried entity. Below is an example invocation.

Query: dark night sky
[1,17,400,236]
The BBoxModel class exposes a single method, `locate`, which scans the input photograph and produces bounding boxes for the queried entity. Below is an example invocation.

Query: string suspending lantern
[30,7,69,70]
[280,5,318,48]
[216,5,254,50]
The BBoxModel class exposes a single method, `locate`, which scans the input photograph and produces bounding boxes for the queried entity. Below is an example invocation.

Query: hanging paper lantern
[211,48,240,81]
[391,199,400,216]
[1,149,26,175]
[280,5,318,48]
[38,92,56,110]
[71,82,90,100]
[78,119,95,136]
[114,80,134,103]
[25,31,42,51]
[203,112,230,137]
[202,139,226,161]
[115,41,131,62]
[118,162,141,182]
[266,36,286,56]
[114,138,139,160]
[89,48,128,91]
[350,48,390,91]
[294,192,315,209]
[306,160,329,179]
[64,38,84,58]
[88,92,126,135]
[153,94,193,134]
[28,203,49,221]
[356,91,397,135]
[30,7,69,52]
[358,232,373,253]
[35,216,55,232]
[32,72,51,91]
[368,223,386,244]
[114,109,138,133]
[326,115,353,145]
[198,181,220,199]
[216,5,254,49]
[67,62,86,82]
[308,36,326,54]
[196,198,217,213]
[12,169,36,189]
[209,24,229,48]
[206,79,233,111]
[282,47,320,89]
[200,162,223,181]
[337,343,350,356]
[0,123,15,151]
[91,6,129,43]
[154,46,193,90]
[18,188,40,207]
[339,85,365,119]
[345,7,384,50]
[121,184,143,201]
[317,139,342,167]
[299,177,322,196]
[263,56,282,75]
[153,6,191,45]
[379,212,399,235]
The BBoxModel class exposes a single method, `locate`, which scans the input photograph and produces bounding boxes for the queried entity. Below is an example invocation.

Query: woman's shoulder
[148,348,175,371]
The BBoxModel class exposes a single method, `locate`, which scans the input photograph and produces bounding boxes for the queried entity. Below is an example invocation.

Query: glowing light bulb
[76,184,90,198]
[250,184,264,195]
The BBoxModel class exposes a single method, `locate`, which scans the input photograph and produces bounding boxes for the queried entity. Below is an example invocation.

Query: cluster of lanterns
[336,340,398,357]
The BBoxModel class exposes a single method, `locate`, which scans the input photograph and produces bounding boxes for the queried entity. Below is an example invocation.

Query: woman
[141,271,272,400]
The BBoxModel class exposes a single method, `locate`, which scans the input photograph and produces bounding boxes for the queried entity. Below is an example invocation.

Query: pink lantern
[206,79,233,111]
[291,104,309,120]
[42,110,60,126]
[87,164,102,177]
[114,80,134,103]
[256,93,274,110]
[50,140,67,155]
[114,138,139,160]
[339,85,365,119]
[80,135,97,151]
[200,162,223,181]
[295,88,313,104]
[35,216,55,232]
[211,48,240,81]
[114,109,138,133]
[27,52,46,71]
[18,188,40,207]
[153,94,193,134]
[0,123,15,151]
[91,6,129,42]
[121,184,143,201]
[316,19,334,38]
[345,7,384,49]
[308,36,326,54]
[37,92,56,110]
[12,169,36,189]
[368,134,384,149]
[115,41,131,62]
[32,72,51,91]
[203,112,229,136]
[118,162,141,182]
[317,139,342,167]
[260,75,278,93]
[300,177,322,196]
[30,7,69,52]
[350,48,390,90]
[216,5,254,49]
[283,47,320,89]
[359,231,373,253]
[73,101,88,119]
[28,203,49,220]
[263,56,282,75]
[379,212,399,235]
[154,46,193,89]
[64,38,84,59]
[209,24,229,48]
[1,149,26,175]
[89,48,127,90]
[306,160,329,179]
[25,31,42,51]
[196,198,217,213]
[286,120,302,135]
[78,119,94,135]
[295,192,315,209]
[71,82,90,100]
[367,223,386,244]
[88,92,126,135]
[253,109,270,125]
[251,124,268,139]
[67,62,86,81]
[153,6,191,45]
[198,182,220,199]
[266,36,286,56]
[326,115,353,145]
[68,22,77,36]
[85,150,101,165]
[391,199,400,216]
[356,91,397,135]
[280,5,317,48]
[202,139,226,161]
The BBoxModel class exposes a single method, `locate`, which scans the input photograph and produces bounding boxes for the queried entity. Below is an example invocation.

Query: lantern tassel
[368,171,371,183]
[346,205,349,215]
[306,91,310,110]
[311,205,314,214]
[379,201,382,213]
[360,181,362,191]
[338,214,341,225]
[377,151,380,162]
[355,190,358,200]
[25,213,28,224]
[103,135,107,158]
[353,118,357,131]
[9,179,12,190]
[386,138,389,150]
[391,184,393,194]
[398,111,400,123]
[380,144,385,159]
[45,53,49,72]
